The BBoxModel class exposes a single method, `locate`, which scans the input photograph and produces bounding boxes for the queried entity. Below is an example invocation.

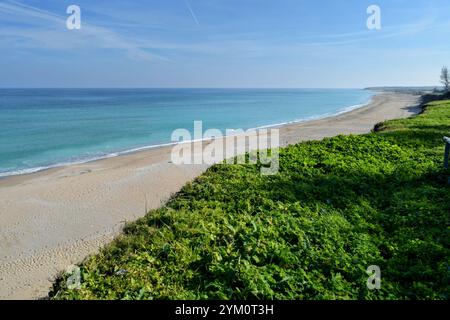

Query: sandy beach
[0,92,422,299]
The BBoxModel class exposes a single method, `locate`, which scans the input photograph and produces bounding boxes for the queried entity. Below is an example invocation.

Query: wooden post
[444,137,450,169]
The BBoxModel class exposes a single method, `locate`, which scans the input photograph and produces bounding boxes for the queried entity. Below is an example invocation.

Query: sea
[0,88,373,177]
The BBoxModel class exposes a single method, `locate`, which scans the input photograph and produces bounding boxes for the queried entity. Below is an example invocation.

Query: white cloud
[0,0,168,61]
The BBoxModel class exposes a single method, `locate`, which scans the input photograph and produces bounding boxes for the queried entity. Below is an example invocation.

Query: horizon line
[0,85,441,90]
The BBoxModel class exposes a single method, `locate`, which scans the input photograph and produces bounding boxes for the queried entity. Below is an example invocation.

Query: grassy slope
[52,100,450,300]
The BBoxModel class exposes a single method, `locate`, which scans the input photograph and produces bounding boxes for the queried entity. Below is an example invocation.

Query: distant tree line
[419,67,450,103]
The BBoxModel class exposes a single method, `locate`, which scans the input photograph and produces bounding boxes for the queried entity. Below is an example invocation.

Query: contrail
[184,0,199,26]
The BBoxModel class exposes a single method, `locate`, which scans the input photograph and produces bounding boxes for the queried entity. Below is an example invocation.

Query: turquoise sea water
[0,89,373,177]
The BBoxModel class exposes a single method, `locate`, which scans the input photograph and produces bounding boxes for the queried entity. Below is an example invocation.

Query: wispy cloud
[279,15,438,48]
[0,0,444,63]
[0,0,168,61]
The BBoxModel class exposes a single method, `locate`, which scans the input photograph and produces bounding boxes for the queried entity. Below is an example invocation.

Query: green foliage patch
[51,100,450,300]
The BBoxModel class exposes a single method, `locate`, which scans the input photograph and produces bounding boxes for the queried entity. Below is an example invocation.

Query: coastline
[0,92,375,179]
[0,92,422,299]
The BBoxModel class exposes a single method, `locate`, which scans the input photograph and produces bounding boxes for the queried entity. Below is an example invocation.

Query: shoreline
[0,92,422,299]
[0,94,375,179]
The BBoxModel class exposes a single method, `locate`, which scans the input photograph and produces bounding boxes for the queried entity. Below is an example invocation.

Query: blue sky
[1,0,450,88]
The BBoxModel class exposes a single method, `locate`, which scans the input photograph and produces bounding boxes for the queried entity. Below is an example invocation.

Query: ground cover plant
[51,100,450,300]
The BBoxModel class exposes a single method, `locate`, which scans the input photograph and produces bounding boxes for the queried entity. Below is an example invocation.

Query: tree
[441,66,449,91]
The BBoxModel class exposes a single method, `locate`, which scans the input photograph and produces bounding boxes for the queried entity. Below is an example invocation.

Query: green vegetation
[51,100,450,300]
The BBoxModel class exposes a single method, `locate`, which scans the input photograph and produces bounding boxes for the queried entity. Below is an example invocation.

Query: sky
[1,0,450,88]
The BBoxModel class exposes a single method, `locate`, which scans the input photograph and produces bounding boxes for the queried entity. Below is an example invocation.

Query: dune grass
[51,100,450,300]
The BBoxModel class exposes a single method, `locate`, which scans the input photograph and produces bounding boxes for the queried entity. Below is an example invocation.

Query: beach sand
[0,92,422,299]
